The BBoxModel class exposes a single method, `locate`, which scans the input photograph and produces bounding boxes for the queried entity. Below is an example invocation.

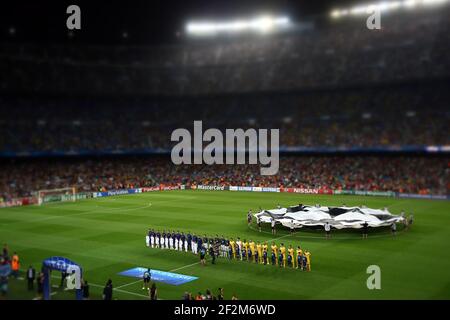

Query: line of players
[146,229,311,271]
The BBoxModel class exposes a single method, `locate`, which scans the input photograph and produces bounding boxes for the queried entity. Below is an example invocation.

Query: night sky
[0,0,360,45]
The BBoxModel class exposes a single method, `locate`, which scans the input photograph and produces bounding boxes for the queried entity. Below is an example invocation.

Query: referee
[324,222,331,239]
[271,218,276,235]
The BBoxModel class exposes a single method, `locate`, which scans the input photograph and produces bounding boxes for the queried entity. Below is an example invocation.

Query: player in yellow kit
[230,238,236,259]
[288,245,295,268]
[304,250,311,271]
[256,242,262,264]
[248,240,255,261]
[243,239,249,261]
[271,242,278,265]
[252,241,258,263]
[280,243,287,268]
[243,239,249,251]
[248,240,255,262]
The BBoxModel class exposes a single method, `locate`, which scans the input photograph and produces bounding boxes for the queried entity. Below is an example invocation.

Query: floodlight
[330,10,341,18]
[185,15,291,36]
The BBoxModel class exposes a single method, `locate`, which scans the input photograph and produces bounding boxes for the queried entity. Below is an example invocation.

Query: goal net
[37,187,77,205]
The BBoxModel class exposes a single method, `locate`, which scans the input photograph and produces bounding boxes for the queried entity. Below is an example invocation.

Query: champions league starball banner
[255,205,406,229]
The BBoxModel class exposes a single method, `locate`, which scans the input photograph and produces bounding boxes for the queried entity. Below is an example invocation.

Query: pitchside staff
[146,229,312,271]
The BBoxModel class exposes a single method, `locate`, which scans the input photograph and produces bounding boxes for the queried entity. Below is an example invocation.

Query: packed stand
[0,83,449,153]
[0,156,448,201]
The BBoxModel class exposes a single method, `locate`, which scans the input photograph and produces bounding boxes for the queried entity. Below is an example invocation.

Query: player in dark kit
[156,231,161,248]
[271,251,276,265]
[287,253,293,267]
[236,237,241,259]
[263,248,268,265]
[187,232,192,251]
[200,246,206,266]
[302,255,307,271]
[142,268,151,290]
[197,236,203,253]
[209,246,216,264]
[181,232,186,252]
[161,230,166,249]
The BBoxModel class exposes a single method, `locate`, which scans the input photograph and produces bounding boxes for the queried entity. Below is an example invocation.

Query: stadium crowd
[0,156,448,201]
[0,83,449,152]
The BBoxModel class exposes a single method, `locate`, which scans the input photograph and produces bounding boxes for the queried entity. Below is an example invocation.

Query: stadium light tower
[185,15,291,37]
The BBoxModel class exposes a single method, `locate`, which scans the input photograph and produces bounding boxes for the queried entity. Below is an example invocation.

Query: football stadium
[0,0,449,304]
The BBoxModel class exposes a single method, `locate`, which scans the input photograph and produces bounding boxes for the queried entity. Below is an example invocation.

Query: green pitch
[1,190,449,300]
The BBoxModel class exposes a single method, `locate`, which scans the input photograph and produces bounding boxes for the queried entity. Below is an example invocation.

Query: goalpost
[37,187,77,205]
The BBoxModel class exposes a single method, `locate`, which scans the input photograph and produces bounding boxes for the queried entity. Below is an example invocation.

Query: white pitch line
[115,279,142,290]
[88,282,150,299]
[268,233,291,242]
[48,274,149,299]
[169,261,200,272]
[114,288,149,299]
